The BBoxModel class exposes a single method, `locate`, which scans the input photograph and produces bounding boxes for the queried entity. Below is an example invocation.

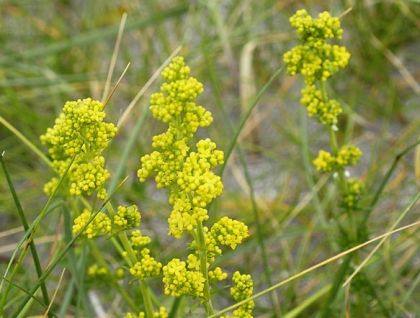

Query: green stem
[169,296,183,318]
[284,284,331,318]
[321,82,348,194]
[0,155,50,307]
[10,186,114,317]
[106,203,137,264]
[235,146,281,315]
[118,232,137,265]
[0,237,31,315]
[140,282,155,318]
[196,222,214,315]
[358,139,420,233]
[320,255,352,318]
[65,204,92,316]
[328,126,339,153]
[106,202,155,317]
[219,65,285,176]
[319,81,358,313]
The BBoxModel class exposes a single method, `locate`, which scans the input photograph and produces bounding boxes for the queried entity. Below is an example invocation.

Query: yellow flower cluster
[285,9,365,211]
[108,207,162,281]
[210,216,249,250]
[209,266,228,281]
[222,271,255,318]
[312,150,335,172]
[203,227,223,260]
[186,216,248,279]
[72,204,145,242]
[87,264,109,278]
[129,248,162,280]
[284,42,349,85]
[162,258,205,297]
[137,57,224,239]
[72,209,111,239]
[301,85,342,126]
[137,56,212,187]
[336,145,363,167]
[284,9,349,84]
[168,139,224,238]
[125,307,168,318]
[313,145,362,173]
[283,9,350,126]
[193,217,249,262]
[130,230,151,247]
[173,216,247,297]
[140,56,251,312]
[114,205,141,230]
[87,264,125,285]
[41,98,117,198]
[186,253,227,281]
[290,10,342,40]
[343,178,364,208]
[86,264,118,285]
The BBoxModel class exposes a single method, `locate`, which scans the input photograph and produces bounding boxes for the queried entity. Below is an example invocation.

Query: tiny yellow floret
[72,209,111,239]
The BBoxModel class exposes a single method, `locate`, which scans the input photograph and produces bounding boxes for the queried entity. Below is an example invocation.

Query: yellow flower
[125,307,167,318]
[87,264,109,280]
[138,57,226,239]
[129,248,162,279]
[41,98,117,198]
[313,150,335,172]
[290,9,343,41]
[336,145,362,167]
[210,217,249,250]
[300,85,342,126]
[226,271,255,318]
[343,178,364,208]
[139,56,252,309]
[72,209,111,239]
[313,146,362,172]
[209,267,228,282]
[130,230,151,247]
[283,9,349,128]
[114,205,141,230]
[162,258,205,297]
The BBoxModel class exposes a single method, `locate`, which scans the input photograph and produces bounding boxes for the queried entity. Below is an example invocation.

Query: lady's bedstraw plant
[41,98,165,317]
[40,58,254,318]
[137,56,254,317]
[284,10,364,237]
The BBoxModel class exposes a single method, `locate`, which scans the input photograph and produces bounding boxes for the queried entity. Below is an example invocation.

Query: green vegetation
[0,1,419,317]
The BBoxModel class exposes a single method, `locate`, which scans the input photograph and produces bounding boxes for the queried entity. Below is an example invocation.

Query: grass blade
[10,178,126,317]
[0,5,188,66]
[209,217,420,317]
[0,153,50,307]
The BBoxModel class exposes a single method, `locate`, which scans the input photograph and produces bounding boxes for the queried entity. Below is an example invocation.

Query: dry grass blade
[0,227,23,239]
[43,269,66,318]
[209,220,420,317]
[371,35,420,94]
[0,235,61,255]
[101,12,128,102]
[103,62,131,107]
[339,7,353,19]
[343,192,420,287]
[415,145,420,182]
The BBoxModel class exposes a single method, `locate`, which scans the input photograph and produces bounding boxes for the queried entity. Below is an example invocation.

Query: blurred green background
[0,0,419,317]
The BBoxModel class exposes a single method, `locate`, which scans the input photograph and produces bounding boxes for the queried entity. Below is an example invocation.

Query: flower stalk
[196,221,214,315]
